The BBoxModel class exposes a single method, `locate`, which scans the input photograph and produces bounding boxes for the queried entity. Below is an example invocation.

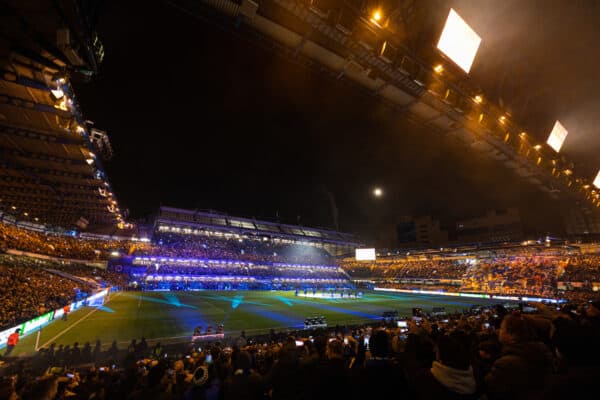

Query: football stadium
[1,1,600,399]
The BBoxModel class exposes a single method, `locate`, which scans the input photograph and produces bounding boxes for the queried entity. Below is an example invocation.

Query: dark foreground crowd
[1,300,600,400]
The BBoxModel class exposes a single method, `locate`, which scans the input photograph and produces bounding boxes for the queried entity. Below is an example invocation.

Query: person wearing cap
[4,328,20,357]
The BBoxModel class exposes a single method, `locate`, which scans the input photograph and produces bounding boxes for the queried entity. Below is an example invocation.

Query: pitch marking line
[39,292,122,349]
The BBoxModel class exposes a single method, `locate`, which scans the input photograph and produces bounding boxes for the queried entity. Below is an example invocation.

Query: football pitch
[15,290,505,355]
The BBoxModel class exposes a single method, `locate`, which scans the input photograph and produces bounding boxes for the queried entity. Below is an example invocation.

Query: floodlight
[371,10,382,22]
[50,89,64,100]
[437,9,481,73]
[547,120,568,153]
[594,170,600,189]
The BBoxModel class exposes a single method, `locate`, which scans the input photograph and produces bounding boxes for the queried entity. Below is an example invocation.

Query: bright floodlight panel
[437,9,481,73]
[355,248,376,261]
[594,170,600,189]
[547,120,569,153]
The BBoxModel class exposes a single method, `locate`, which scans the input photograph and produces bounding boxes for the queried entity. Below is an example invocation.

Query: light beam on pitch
[437,9,481,74]
[547,120,569,153]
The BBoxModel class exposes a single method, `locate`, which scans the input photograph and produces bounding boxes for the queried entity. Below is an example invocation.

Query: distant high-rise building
[456,208,523,243]
[397,216,448,247]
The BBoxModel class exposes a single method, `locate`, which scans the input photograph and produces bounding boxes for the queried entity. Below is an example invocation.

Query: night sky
[74,1,600,239]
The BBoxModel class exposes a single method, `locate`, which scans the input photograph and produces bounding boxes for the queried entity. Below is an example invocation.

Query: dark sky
[74,1,600,239]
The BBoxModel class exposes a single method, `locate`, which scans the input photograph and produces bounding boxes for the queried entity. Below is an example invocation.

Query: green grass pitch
[14,290,505,355]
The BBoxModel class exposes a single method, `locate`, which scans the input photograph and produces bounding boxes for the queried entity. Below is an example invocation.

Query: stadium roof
[0,1,124,231]
[168,0,600,212]
[156,206,358,246]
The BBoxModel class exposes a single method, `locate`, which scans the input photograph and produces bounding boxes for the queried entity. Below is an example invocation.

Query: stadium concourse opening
[2,1,600,399]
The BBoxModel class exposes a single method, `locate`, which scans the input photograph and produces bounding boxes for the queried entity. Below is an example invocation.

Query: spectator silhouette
[485,314,553,400]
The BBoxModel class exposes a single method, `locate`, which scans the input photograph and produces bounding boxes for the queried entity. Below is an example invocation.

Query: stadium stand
[0,221,146,260]
[0,254,127,330]
[106,207,358,291]
[341,245,600,301]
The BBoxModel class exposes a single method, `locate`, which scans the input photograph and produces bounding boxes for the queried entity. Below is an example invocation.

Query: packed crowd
[342,250,600,300]
[139,233,334,265]
[461,256,561,297]
[0,222,149,260]
[342,259,467,280]
[2,299,599,399]
[128,261,351,292]
[559,254,600,282]
[136,263,347,280]
[0,255,128,330]
[0,260,92,330]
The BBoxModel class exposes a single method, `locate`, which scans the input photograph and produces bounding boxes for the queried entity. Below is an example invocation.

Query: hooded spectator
[485,314,553,400]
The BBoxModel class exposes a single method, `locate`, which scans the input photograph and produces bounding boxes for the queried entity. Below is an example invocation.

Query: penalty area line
[39,292,121,349]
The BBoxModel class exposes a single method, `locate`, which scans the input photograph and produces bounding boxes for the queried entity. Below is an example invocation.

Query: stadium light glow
[54,97,69,111]
[50,89,64,100]
[371,9,382,22]
[594,170,600,189]
[437,9,481,73]
[373,187,383,197]
[547,120,568,153]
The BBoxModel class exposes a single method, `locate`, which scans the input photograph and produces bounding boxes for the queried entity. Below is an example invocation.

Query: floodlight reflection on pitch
[437,8,481,74]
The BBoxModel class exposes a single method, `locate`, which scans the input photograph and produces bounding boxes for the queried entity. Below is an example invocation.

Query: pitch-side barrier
[373,287,565,303]
[0,289,110,349]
